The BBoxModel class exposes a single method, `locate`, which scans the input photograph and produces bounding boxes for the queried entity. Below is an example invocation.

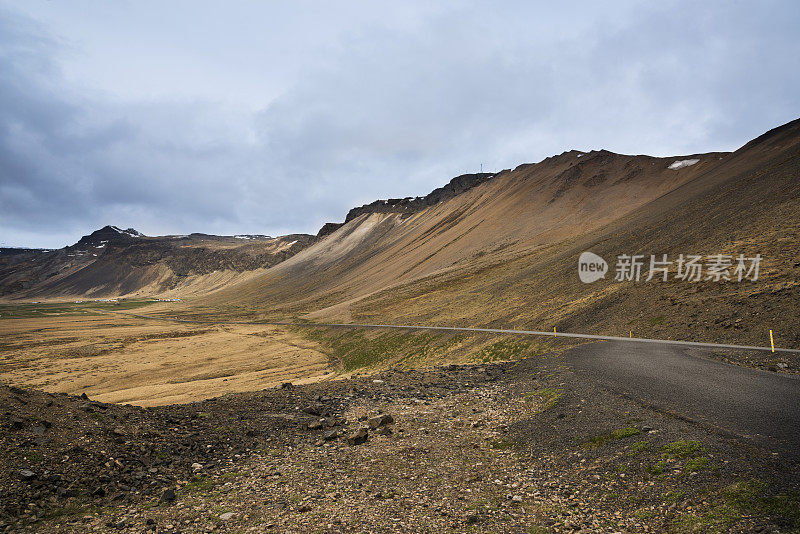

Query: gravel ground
[2,353,798,533]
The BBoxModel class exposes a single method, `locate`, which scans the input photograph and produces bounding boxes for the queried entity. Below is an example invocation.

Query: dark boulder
[368,414,394,429]
[346,428,369,446]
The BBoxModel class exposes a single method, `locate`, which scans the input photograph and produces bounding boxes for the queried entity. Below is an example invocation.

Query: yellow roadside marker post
[554,326,557,338]
[630,331,632,338]
[770,330,775,353]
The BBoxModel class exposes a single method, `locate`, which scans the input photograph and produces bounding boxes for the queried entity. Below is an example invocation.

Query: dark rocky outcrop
[316,172,496,236]
[72,226,145,248]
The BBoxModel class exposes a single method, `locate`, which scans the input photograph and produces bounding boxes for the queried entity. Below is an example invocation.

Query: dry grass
[0,314,334,406]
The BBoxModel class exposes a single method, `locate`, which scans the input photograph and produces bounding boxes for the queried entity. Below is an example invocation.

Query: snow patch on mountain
[668,159,699,170]
[110,226,143,237]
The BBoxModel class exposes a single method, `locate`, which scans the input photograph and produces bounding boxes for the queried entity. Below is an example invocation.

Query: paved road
[99,310,800,454]
[100,310,800,354]
[566,341,800,456]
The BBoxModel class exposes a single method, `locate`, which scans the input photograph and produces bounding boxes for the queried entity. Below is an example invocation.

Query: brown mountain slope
[197,149,715,310]
[202,119,799,350]
[347,118,800,349]
[0,227,314,299]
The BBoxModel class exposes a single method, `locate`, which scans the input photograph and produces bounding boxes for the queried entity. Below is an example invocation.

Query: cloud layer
[1,1,799,247]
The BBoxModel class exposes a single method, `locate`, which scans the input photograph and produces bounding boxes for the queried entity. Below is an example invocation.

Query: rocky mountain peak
[72,226,144,248]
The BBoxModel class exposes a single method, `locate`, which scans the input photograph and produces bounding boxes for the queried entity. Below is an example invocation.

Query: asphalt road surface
[566,341,800,457]
[98,310,800,456]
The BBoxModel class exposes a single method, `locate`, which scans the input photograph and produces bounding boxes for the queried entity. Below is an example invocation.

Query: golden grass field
[0,300,568,407]
[0,311,334,406]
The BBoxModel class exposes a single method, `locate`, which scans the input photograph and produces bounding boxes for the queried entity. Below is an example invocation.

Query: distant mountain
[0,228,315,298]
[72,226,145,248]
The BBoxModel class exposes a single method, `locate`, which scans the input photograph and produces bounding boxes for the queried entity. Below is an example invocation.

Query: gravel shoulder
[2,352,799,533]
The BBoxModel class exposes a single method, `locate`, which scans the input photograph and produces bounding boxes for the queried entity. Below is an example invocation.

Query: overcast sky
[1,1,799,248]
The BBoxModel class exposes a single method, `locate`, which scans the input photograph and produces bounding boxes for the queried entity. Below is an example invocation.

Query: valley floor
[2,352,798,533]
[0,314,333,406]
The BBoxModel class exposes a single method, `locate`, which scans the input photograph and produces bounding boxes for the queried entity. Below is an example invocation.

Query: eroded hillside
[197,119,800,352]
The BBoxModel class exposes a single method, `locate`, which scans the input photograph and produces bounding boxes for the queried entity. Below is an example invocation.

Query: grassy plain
[0,302,333,406]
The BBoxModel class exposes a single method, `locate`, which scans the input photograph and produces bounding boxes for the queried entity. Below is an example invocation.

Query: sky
[1,1,799,248]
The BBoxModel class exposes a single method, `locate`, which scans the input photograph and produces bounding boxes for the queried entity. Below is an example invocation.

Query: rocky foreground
[1,353,798,533]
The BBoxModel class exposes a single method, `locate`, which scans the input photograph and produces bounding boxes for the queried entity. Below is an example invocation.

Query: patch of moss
[648,460,666,476]
[663,489,687,503]
[633,508,657,520]
[489,438,516,450]
[675,479,800,532]
[476,339,546,363]
[524,388,563,410]
[585,427,641,448]
[722,479,800,526]
[184,475,215,494]
[626,441,651,456]
[299,328,452,371]
[684,457,711,472]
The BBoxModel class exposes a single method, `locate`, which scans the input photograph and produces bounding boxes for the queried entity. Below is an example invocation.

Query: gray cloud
[1,1,798,248]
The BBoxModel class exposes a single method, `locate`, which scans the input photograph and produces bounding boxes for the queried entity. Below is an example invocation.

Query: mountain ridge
[3,118,798,312]
[192,117,799,354]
